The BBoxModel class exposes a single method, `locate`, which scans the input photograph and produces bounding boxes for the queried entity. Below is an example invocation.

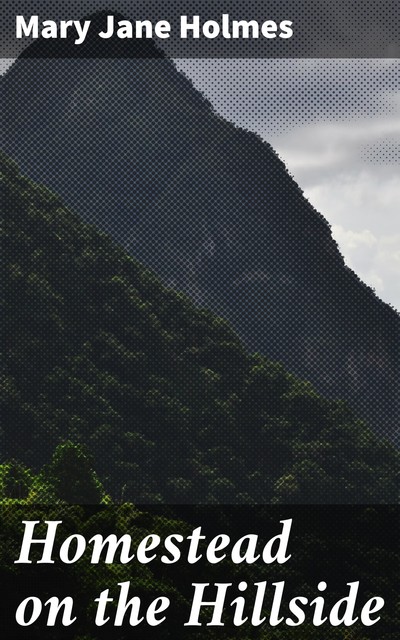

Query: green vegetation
[1,152,399,503]
[0,442,108,504]
[1,151,399,636]
[2,502,397,639]
[0,444,398,638]
[3,53,398,441]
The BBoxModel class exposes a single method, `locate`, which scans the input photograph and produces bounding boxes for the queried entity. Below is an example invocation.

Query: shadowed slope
[2,153,399,503]
[1,15,399,440]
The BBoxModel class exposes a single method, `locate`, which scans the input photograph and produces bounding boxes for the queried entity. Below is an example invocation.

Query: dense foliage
[1,153,399,503]
[1,501,398,639]
[2,48,399,441]
[0,445,398,638]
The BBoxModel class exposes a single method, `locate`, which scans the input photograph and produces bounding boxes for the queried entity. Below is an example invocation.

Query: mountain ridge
[1,23,399,441]
[19,10,166,59]
[2,151,398,503]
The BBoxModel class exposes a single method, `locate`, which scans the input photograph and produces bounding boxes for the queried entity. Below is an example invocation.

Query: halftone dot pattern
[362,140,400,164]
[1,1,400,58]
[0,505,399,638]
[175,59,400,136]
[1,29,399,504]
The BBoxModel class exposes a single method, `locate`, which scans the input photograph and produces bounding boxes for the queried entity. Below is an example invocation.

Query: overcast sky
[1,57,399,310]
[175,59,400,311]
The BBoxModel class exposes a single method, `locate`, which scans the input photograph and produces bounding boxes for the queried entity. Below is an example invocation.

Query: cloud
[3,55,399,309]
[0,58,13,74]
[271,115,400,173]
[260,97,400,310]
[332,226,378,251]
[175,59,400,136]
[299,168,400,310]
[328,226,399,307]
[298,167,400,231]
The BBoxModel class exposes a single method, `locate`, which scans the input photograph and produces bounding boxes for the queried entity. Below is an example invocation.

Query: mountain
[1,13,399,441]
[2,152,399,503]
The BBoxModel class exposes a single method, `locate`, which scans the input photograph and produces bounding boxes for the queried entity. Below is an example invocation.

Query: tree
[0,460,33,500]
[41,441,105,503]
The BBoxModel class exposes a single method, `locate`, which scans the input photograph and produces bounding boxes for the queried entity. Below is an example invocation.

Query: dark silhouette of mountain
[3,152,399,503]
[1,13,399,441]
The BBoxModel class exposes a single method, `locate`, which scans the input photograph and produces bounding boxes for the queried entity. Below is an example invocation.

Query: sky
[1,56,399,310]
[174,59,400,311]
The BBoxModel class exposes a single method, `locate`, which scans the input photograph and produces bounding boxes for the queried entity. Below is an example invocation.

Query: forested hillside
[1,20,399,440]
[2,153,398,503]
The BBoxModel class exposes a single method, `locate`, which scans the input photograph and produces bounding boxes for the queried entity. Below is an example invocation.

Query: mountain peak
[2,45,399,442]
[19,11,164,59]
